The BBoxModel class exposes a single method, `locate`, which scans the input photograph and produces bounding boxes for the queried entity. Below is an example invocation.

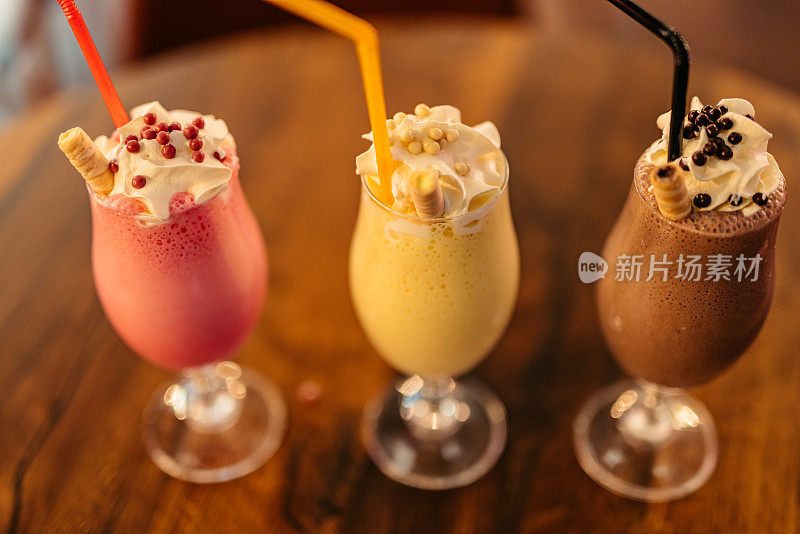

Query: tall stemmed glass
[349,162,519,490]
[91,168,286,484]
[573,0,786,501]
[574,156,785,501]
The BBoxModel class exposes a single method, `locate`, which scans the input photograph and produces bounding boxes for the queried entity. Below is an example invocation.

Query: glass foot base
[362,376,507,490]
[143,364,286,483]
[573,379,718,502]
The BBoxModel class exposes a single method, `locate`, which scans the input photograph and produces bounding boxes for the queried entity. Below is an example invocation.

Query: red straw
[58,0,129,128]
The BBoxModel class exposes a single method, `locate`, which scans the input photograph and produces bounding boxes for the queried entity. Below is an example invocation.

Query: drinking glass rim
[86,154,240,222]
[359,151,510,224]
[633,157,786,238]
[86,181,233,223]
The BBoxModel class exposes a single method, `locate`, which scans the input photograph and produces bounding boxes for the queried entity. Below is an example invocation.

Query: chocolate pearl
[156,131,171,145]
[192,116,205,129]
[156,122,169,133]
[161,144,176,159]
[746,114,755,120]
[729,194,743,207]
[728,131,743,144]
[753,193,768,206]
[125,139,140,153]
[702,105,713,114]
[169,122,182,132]
[682,124,697,139]
[189,138,203,151]
[692,151,707,166]
[693,193,712,208]
[687,110,700,123]
[108,160,119,173]
[191,150,205,163]
[718,145,733,160]
[711,136,725,147]
[143,113,156,125]
[718,105,728,115]
[703,142,717,156]
[706,123,719,137]
[717,117,733,130]
[183,124,199,139]
[125,134,138,143]
[679,158,690,171]
[140,127,156,140]
[696,114,710,126]
[131,175,147,189]
[708,107,721,120]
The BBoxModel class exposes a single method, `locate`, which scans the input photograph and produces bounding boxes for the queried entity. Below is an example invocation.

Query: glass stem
[614,379,677,449]
[399,375,465,441]
[163,361,246,433]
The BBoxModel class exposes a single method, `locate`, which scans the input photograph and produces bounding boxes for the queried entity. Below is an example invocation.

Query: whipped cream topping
[94,101,236,221]
[646,97,780,216]
[356,105,506,218]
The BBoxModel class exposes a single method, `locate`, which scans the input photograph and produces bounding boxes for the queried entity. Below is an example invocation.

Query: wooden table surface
[1,19,800,533]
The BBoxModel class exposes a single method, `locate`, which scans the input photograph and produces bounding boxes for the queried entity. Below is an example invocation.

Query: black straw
[607,0,690,162]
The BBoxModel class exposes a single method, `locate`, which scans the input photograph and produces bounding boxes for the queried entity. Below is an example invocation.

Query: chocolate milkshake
[597,97,785,388]
[574,96,786,503]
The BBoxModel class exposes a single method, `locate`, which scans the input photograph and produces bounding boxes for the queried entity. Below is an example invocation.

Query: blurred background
[1,0,799,125]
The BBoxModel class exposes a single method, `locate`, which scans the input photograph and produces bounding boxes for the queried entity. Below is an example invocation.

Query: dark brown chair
[131,0,520,57]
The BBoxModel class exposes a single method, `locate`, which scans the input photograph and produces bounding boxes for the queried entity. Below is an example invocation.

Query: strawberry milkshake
[59,102,285,483]
[88,102,266,370]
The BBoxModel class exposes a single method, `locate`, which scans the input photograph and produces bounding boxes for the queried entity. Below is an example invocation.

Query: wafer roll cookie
[650,164,691,221]
[408,169,444,218]
[57,127,115,195]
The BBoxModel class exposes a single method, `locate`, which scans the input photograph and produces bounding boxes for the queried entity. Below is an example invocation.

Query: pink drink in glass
[90,151,267,370]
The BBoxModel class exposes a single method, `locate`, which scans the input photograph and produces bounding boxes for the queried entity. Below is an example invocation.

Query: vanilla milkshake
[350,104,519,377]
[351,104,518,490]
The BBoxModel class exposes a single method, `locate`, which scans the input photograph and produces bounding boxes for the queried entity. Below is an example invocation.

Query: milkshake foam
[94,101,237,223]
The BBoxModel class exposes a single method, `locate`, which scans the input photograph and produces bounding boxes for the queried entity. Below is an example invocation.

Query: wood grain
[0,20,799,533]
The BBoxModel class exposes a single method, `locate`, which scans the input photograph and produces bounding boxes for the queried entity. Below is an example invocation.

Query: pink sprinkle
[156,131,171,145]
[191,151,205,162]
[183,124,199,139]
[143,113,156,125]
[189,138,203,151]
[131,175,147,189]
[161,144,176,159]
[125,140,140,153]
[192,116,205,129]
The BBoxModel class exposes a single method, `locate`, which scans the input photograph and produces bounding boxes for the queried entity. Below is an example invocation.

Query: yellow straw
[262,0,395,205]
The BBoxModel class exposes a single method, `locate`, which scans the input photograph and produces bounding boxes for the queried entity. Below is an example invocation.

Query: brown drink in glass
[574,97,786,502]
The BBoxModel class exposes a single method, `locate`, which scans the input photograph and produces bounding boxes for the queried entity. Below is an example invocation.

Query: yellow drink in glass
[350,172,519,377]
